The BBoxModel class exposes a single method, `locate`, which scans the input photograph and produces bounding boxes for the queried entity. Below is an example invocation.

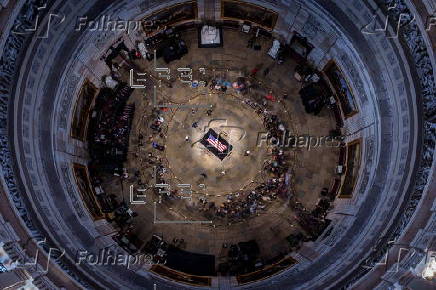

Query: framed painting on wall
[324,61,359,118]
[71,79,98,141]
[221,0,278,30]
[142,1,198,34]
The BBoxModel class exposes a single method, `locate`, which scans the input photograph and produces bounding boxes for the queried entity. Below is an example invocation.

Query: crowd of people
[86,81,140,252]
[284,187,334,249]
[224,240,260,275]
[88,83,135,172]
[295,65,333,116]
[87,37,337,254]
[292,197,332,240]
[188,96,294,224]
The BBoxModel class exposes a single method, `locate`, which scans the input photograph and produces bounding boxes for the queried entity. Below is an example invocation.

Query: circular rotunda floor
[96,29,340,261]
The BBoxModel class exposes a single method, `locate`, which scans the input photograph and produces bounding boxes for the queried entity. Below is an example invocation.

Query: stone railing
[338,0,435,287]
[0,0,433,289]
[0,0,94,288]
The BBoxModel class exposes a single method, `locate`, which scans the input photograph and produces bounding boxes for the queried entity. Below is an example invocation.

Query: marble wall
[0,0,433,289]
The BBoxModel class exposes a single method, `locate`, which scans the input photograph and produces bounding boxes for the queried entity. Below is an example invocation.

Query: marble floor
[101,28,339,265]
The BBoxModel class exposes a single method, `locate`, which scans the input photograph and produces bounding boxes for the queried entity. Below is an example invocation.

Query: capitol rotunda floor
[0,0,434,289]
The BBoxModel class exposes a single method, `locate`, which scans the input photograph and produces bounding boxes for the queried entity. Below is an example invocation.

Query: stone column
[0,269,29,289]
[0,0,9,9]
[201,0,218,22]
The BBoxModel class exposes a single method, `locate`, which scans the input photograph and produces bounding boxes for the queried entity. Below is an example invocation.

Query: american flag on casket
[200,129,233,160]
